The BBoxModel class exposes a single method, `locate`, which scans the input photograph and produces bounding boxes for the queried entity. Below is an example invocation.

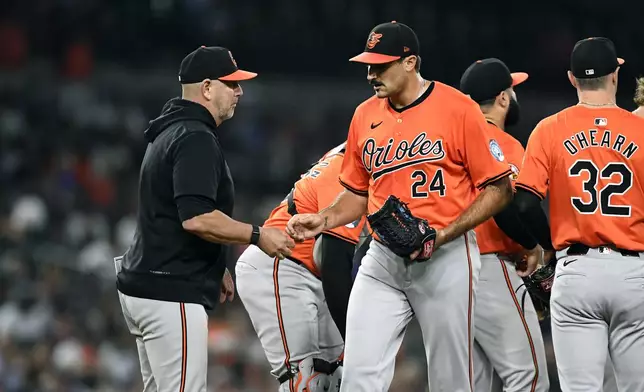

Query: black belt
[285,255,305,267]
[567,243,640,258]
[280,256,321,280]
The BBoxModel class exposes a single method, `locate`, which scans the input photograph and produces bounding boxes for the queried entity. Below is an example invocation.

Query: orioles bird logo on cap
[228,51,237,67]
[367,32,383,49]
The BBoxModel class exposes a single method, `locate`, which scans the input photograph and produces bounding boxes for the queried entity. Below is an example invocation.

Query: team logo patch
[489,139,505,162]
[509,163,519,180]
[418,223,426,234]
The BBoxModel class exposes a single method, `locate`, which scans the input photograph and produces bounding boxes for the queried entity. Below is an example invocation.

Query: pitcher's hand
[286,214,326,242]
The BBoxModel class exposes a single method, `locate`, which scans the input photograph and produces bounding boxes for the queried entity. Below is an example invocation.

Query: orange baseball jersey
[340,82,512,229]
[517,106,644,251]
[475,122,525,255]
[264,144,366,276]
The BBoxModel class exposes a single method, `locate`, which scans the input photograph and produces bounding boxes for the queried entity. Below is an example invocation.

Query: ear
[496,91,509,108]
[201,79,213,100]
[613,67,620,84]
[403,56,417,72]
[567,71,577,88]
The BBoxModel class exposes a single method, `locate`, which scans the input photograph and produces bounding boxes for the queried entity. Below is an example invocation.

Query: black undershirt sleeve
[319,233,357,340]
[493,203,538,250]
[513,189,554,251]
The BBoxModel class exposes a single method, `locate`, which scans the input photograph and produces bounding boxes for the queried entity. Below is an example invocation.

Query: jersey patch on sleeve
[489,139,505,162]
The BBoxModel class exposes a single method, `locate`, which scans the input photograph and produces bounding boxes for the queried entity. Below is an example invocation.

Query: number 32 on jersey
[569,160,633,217]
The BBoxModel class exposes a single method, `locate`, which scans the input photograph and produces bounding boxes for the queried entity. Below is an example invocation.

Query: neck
[577,89,616,108]
[389,74,426,109]
[182,94,223,126]
[483,106,506,131]
[485,117,504,131]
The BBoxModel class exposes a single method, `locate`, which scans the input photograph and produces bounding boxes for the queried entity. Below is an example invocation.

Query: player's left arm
[437,177,512,247]
[436,104,513,248]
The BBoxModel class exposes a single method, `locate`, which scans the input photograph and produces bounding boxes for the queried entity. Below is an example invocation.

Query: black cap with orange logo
[178,46,257,84]
[459,58,528,103]
[349,21,420,64]
[570,37,625,79]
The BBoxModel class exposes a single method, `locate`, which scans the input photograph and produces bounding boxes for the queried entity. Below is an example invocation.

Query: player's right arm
[175,132,294,257]
[510,121,555,254]
[287,115,369,242]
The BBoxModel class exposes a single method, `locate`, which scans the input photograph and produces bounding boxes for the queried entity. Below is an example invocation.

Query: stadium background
[0,0,643,391]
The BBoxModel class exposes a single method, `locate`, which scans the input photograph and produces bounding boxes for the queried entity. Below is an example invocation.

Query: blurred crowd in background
[1,0,643,391]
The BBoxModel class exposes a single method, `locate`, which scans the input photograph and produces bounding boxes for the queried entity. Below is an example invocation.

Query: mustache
[370,80,384,87]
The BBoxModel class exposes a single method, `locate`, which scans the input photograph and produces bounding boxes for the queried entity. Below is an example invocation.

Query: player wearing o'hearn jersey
[236,143,366,392]
[460,58,549,392]
[287,22,518,392]
[510,37,644,392]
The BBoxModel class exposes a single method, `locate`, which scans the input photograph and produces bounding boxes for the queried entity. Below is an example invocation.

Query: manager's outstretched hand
[257,227,295,260]
[286,214,326,242]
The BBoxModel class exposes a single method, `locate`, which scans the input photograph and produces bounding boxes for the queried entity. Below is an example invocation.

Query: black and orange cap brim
[511,72,529,87]
[349,52,401,64]
[219,69,257,81]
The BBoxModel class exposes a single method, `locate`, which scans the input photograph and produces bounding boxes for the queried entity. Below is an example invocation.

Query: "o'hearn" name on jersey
[563,129,639,159]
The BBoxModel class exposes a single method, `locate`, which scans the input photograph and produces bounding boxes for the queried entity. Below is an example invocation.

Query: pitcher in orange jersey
[235,143,365,392]
[287,21,515,392]
[460,58,549,392]
[508,37,644,391]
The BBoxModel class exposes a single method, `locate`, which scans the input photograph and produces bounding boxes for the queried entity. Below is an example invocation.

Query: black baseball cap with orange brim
[459,58,528,103]
[349,21,420,64]
[178,46,257,84]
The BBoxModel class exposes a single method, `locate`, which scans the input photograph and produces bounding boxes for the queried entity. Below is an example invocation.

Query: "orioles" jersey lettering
[362,132,445,180]
[563,129,639,159]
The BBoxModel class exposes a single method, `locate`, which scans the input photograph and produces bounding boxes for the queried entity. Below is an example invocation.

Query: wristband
[250,225,261,245]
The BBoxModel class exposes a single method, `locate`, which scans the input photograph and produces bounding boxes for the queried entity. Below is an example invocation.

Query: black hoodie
[117,98,234,310]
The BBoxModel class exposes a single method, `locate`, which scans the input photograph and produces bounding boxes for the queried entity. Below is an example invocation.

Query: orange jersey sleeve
[475,123,525,255]
[264,147,365,275]
[517,106,644,251]
[515,120,551,199]
[457,105,514,190]
[339,110,370,195]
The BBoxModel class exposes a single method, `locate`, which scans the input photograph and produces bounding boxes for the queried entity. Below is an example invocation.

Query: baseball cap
[459,58,528,103]
[349,21,420,64]
[570,37,625,79]
[178,46,257,84]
